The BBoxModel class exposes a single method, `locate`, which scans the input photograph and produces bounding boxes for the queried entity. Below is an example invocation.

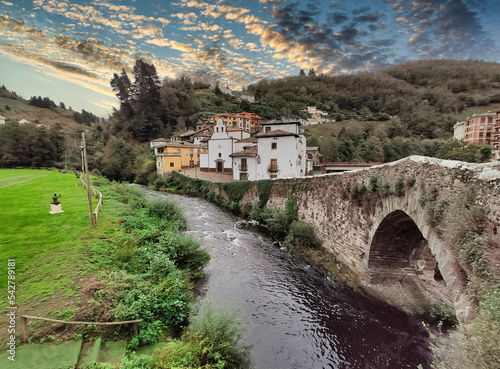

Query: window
[270,159,278,172]
[170,162,174,167]
[265,126,271,133]
[241,158,247,171]
[271,142,277,150]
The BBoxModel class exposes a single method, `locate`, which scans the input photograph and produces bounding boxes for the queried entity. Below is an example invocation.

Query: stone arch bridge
[226,156,500,322]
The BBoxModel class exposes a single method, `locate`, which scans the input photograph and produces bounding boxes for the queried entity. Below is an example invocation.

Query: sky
[0,0,499,117]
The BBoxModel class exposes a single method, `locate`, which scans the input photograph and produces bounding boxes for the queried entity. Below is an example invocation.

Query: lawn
[0,169,93,304]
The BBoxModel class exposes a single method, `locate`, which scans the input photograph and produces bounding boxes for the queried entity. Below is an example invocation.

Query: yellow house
[155,143,200,175]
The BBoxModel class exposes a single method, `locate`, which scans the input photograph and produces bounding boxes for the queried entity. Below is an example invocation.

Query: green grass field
[0,169,93,304]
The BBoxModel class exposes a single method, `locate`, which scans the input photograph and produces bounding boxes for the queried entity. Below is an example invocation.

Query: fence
[21,315,143,342]
[80,174,103,222]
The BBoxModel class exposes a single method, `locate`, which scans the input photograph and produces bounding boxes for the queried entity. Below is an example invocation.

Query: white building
[231,119,307,180]
[453,121,465,140]
[0,115,6,125]
[200,118,237,173]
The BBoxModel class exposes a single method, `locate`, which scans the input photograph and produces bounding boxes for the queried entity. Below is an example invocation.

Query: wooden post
[82,132,95,226]
[133,322,139,336]
[22,316,29,343]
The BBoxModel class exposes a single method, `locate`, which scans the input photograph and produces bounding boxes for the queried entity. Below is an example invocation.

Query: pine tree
[110,69,134,118]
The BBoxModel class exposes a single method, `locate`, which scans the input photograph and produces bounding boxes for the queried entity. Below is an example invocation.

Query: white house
[231,119,307,180]
[0,115,6,125]
[453,121,465,140]
[227,128,251,141]
[150,138,170,148]
[200,118,237,173]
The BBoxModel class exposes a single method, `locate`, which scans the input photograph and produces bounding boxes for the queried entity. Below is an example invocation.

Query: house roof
[254,129,298,138]
[230,145,258,157]
[306,146,319,151]
[151,137,170,142]
[178,130,197,137]
[262,119,302,126]
[156,142,200,149]
[236,137,258,144]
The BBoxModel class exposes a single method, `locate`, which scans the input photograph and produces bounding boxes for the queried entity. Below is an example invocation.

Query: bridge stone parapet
[238,156,500,322]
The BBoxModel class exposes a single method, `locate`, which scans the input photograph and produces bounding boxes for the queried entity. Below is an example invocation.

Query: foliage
[29,95,57,109]
[221,181,252,203]
[120,353,152,369]
[256,179,273,208]
[0,122,66,168]
[100,136,137,182]
[436,138,493,163]
[284,220,322,250]
[153,304,246,369]
[73,109,100,126]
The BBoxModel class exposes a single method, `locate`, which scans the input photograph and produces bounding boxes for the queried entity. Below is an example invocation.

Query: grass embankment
[0,169,93,303]
[0,169,246,368]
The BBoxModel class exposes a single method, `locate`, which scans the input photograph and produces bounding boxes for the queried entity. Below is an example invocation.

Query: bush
[187,304,246,369]
[284,220,322,250]
[120,353,152,369]
[156,233,210,272]
[146,198,186,225]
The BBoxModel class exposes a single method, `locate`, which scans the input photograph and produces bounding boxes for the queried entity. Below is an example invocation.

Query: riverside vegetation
[0,169,247,369]
[84,177,247,369]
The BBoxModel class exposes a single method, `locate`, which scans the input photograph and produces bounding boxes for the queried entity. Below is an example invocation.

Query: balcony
[238,164,248,172]
[267,165,279,173]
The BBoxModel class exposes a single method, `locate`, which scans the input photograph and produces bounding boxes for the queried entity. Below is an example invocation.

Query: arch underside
[369,210,439,284]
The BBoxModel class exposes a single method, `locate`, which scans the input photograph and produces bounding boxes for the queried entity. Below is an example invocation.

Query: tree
[308,68,316,76]
[436,138,491,163]
[48,123,65,163]
[32,128,56,167]
[299,69,306,76]
[129,59,163,141]
[110,69,134,118]
[100,136,136,181]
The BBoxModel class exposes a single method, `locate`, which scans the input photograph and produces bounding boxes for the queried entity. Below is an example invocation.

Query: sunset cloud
[1,0,498,116]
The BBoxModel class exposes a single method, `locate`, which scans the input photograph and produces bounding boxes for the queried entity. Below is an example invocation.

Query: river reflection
[151,191,431,369]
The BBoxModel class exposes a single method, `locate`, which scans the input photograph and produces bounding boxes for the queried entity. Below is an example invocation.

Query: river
[153,191,431,369]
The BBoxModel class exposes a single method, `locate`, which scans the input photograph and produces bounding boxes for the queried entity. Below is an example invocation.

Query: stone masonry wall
[235,156,500,322]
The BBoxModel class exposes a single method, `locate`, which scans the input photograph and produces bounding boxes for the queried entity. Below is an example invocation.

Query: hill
[0,88,94,135]
[246,59,500,140]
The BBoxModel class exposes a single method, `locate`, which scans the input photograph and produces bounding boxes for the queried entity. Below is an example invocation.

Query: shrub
[120,353,152,369]
[153,176,168,189]
[394,175,405,196]
[187,304,246,369]
[146,198,185,223]
[284,220,322,250]
[156,233,210,272]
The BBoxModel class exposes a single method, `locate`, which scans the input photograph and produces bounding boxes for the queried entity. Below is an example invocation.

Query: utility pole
[81,132,95,226]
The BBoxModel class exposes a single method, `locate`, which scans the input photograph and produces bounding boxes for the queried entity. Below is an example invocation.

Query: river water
[153,191,431,369]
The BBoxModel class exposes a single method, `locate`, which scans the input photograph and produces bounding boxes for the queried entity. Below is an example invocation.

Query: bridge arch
[368,210,439,284]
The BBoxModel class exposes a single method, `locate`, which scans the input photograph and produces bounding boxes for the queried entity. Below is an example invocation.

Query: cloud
[147,38,195,53]
[392,0,500,60]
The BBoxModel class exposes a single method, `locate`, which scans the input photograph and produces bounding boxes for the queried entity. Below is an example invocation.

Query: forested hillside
[1,60,498,178]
